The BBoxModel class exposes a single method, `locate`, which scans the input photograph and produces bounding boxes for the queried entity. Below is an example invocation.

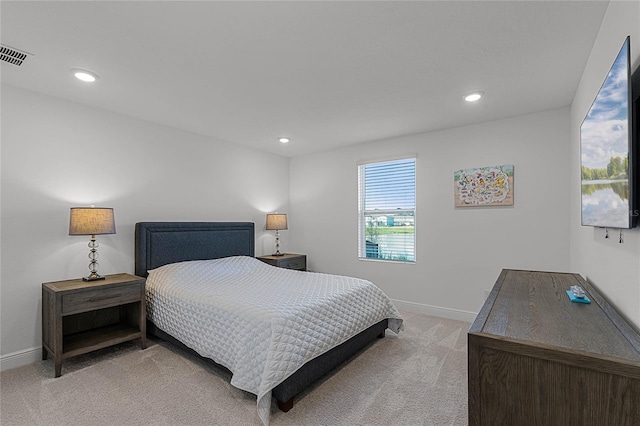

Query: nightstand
[42,273,146,377]
[257,253,307,271]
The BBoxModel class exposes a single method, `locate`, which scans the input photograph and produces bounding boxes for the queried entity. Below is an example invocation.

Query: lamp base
[83,274,106,282]
[272,252,285,257]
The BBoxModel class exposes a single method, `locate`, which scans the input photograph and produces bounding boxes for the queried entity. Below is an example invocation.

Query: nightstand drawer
[279,257,306,270]
[62,284,141,314]
[257,253,307,271]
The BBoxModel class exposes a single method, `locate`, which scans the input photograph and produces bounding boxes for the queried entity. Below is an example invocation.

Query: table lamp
[266,213,287,256]
[69,207,116,281]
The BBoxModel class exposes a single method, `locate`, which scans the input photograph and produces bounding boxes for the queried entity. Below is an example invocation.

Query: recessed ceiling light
[279,137,290,144]
[71,68,99,82]
[464,92,483,102]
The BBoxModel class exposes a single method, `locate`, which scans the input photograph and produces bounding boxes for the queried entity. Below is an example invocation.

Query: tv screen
[580,36,635,228]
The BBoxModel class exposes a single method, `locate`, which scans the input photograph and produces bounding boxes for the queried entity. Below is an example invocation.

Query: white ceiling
[1,1,608,157]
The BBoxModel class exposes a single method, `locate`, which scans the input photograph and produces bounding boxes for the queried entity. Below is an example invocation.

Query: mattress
[145,255,403,425]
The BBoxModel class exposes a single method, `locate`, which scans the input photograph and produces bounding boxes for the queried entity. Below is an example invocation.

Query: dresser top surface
[471,269,640,361]
[43,273,144,293]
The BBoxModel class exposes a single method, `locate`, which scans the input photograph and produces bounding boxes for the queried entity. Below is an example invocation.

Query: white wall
[0,85,290,368]
[289,108,571,320]
[570,1,640,330]
[9,2,638,368]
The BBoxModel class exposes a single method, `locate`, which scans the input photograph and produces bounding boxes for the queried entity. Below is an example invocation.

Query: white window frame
[357,155,416,263]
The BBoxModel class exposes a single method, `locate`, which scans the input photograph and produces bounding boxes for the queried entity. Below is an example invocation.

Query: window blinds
[358,157,416,262]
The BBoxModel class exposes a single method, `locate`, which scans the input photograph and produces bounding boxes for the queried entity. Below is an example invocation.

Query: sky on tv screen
[581,39,629,170]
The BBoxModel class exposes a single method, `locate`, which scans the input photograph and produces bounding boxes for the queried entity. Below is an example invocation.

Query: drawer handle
[88,293,126,303]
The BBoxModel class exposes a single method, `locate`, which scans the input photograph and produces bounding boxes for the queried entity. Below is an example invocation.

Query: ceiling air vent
[0,44,32,66]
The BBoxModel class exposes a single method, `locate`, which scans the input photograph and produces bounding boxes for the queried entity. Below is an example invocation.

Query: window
[358,157,416,262]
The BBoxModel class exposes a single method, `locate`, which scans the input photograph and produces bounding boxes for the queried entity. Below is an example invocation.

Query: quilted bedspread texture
[145,255,403,425]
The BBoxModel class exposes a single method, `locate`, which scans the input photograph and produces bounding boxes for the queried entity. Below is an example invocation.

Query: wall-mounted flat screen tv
[580,36,636,229]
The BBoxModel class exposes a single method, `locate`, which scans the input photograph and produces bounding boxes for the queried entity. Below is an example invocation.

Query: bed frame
[134,221,387,412]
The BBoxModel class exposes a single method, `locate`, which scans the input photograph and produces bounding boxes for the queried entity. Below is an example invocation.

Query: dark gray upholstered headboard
[134,222,255,277]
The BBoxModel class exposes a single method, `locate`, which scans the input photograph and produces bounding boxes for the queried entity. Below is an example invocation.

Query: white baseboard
[392,298,477,323]
[0,346,41,372]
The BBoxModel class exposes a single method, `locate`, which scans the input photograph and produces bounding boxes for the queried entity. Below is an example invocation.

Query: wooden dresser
[468,269,640,425]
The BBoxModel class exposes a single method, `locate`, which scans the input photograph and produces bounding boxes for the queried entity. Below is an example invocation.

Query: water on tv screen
[580,37,634,228]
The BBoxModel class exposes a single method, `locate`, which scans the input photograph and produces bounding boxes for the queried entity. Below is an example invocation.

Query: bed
[134,222,403,425]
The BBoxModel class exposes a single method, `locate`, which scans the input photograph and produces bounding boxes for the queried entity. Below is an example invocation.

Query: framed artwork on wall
[454,164,514,207]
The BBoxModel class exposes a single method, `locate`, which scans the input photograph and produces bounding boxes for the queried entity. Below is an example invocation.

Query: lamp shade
[69,207,116,236]
[265,213,287,230]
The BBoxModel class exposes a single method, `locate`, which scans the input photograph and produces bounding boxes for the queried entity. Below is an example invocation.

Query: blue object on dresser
[566,290,591,304]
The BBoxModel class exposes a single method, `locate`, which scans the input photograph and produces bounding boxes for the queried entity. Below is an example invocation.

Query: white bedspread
[145,256,403,425]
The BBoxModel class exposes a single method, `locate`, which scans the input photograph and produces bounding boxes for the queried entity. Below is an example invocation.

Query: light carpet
[0,312,469,425]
